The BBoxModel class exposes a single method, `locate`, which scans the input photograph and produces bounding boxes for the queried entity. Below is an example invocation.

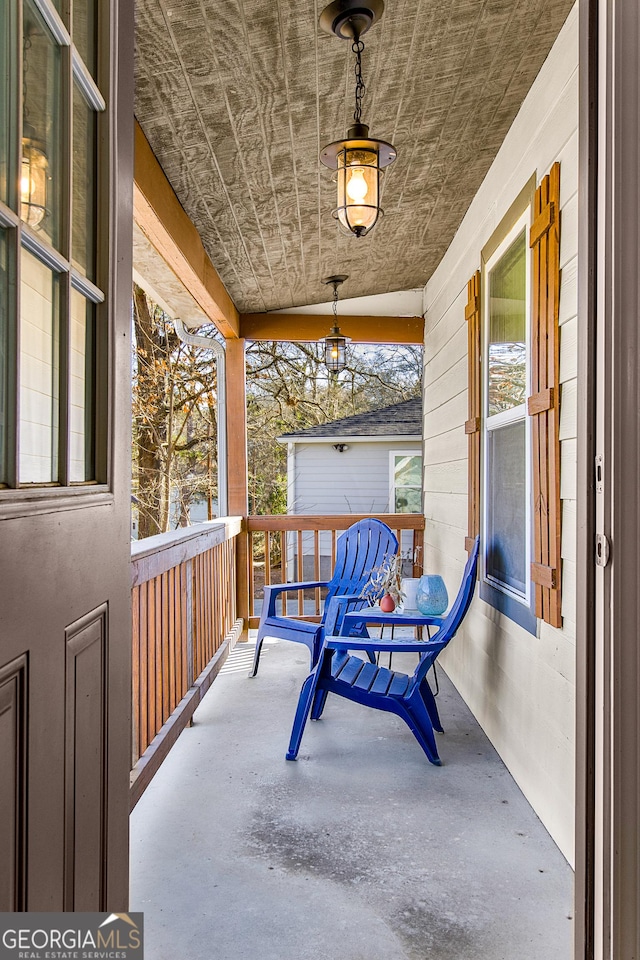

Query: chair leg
[286,670,321,760]
[249,631,266,677]
[402,694,442,765]
[310,687,329,720]
[419,679,444,733]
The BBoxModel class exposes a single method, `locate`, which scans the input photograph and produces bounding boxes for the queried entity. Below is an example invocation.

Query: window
[391,452,422,513]
[481,209,536,632]
[0,0,105,493]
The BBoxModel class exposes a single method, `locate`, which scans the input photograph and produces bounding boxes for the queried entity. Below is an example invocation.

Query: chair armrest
[261,581,329,619]
[263,580,329,596]
[323,633,444,655]
[323,594,369,636]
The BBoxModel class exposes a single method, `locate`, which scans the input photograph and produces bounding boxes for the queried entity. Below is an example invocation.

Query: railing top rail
[131,517,243,586]
[246,514,425,532]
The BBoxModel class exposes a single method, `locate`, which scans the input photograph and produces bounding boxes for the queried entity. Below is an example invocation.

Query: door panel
[0,0,133,910]
[64,605,108,910]
[0,654,27,911]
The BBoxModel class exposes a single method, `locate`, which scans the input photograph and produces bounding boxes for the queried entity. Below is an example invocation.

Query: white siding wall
[422,3,578,863]
[288,440,422,515]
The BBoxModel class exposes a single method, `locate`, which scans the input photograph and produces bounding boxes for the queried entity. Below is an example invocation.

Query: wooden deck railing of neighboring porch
[129,512,424,807]
[130,517,243,809]
[245,514,425,628]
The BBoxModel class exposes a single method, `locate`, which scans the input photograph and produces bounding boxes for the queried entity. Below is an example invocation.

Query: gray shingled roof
[279,397,422,441]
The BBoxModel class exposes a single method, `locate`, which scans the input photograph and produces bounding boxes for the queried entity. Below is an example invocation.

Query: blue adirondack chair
[286,536,480,765]
[250,518,399,677]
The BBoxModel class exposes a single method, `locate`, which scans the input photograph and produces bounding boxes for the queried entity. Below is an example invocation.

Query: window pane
[73,1,97,78]
[19,248,59,483]
[488,229,527,416]
[0,2,13,206]
[69,289,95,481]
[22,0,62,249]
[394,454,421,487]
[72,84,96,278]
[487,420,526,595]
[395,486,421,514]
[0,229,9,482]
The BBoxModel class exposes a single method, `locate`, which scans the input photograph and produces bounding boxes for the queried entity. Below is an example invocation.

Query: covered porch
[128,0,582,947]
[130,636,573,960]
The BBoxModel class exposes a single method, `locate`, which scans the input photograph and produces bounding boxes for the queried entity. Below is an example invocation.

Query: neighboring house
[278,397,422,577]
[422,6,577,862]
[279,397,422,515]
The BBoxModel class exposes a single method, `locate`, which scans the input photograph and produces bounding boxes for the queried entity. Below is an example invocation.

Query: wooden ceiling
[134,0,575,315]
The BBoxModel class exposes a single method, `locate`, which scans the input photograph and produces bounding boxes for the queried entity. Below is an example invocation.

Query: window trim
[0,0,108,504]
[480,206,536,628]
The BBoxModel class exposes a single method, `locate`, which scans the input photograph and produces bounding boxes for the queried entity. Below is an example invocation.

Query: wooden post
[225,338,249,639]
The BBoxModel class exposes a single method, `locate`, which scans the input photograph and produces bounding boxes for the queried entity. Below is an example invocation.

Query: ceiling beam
[133,121,240,339]
[239,313,425,344]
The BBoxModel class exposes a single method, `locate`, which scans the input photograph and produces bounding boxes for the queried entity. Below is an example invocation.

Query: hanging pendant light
[322,275,351,374]
[319,0,396,237]
[21,34,48,229]
[21,124,48,228]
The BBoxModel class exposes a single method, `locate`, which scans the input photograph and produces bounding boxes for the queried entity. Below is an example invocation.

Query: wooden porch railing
[130,517,243,809]
[129,512,424,807]
[245,514,425,628]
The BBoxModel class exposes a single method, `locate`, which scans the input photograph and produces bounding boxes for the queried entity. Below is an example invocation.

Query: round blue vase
[415,575,448,616]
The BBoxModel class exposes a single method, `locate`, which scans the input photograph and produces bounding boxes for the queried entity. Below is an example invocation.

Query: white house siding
[286,439,422,576]
[288,440,423,515]
[422,4,578,863]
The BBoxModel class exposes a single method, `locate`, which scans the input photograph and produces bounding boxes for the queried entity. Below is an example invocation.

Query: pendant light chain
[332,279,339,318]
[352,39,366,124]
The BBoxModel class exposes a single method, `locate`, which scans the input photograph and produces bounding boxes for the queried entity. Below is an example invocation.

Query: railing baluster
[281,530,287,617]
[314,530,321,614]
[248,529,255,620]
[297,530,304,615]
[186,559,194,689]
[132,586,140,766]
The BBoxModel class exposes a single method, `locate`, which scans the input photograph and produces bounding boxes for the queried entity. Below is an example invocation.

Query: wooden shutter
[465,270,481,553]
[528,162,562,627]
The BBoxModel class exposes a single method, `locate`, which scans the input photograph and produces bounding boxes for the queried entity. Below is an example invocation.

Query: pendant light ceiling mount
[319,0,385,41]
[319,0,396,238]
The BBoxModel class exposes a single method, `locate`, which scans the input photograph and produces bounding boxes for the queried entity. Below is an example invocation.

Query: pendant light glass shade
[323,324,350,373]
[321,124,396,238]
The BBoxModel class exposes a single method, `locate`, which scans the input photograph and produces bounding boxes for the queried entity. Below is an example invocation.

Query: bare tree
[132,286,422,535]
[245,340,422,515]
[132,286,218,538]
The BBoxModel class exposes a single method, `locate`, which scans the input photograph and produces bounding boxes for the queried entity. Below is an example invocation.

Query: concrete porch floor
[130,637,573,960]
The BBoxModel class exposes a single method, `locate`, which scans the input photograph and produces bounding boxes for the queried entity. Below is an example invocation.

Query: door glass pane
[395,485,421,513]
[0,229,9,483]
[394,454,421,487]
[19,248,59,483]
[488,229,527,416]
[487,420,526,595]
[0,1,13,206]
[69,289,95,481]
[73,0,97,78]
[72,84,96,278]
[22,0,62,249]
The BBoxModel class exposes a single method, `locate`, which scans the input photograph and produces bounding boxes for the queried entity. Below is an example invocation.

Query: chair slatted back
[325,519,398,608]
[412,536,480,686]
